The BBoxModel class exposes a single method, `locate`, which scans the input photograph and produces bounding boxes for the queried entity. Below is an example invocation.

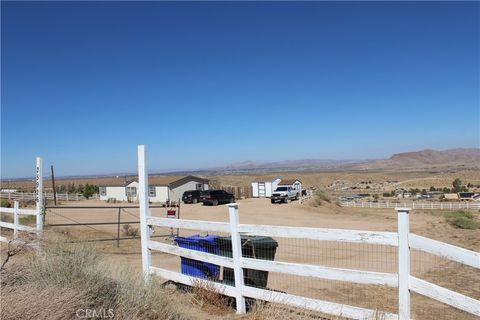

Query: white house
[251,178,281,198]
[277,179,302,195]
[99,175,209,202]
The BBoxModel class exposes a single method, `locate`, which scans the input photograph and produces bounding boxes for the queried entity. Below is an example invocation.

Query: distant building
[252,178,302,198]
[99,175,209,202]
[277,179,302,194]
[251,178,281,198]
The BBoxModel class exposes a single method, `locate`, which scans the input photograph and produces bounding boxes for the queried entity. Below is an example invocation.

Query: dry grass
[191,278,233,315]
[0,236,202,320]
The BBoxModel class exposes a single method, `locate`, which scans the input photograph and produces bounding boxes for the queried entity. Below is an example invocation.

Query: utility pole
[51,165,57,205]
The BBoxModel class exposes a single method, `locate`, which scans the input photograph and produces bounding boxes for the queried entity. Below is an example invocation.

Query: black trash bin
[216,236,278,288]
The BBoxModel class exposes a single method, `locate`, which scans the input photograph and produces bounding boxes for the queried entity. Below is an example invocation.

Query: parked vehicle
[201,190,235,206]
[271,186,298,204]
[182,190,203,204]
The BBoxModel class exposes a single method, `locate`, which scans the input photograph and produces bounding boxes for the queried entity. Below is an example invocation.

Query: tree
[82,184,98,200]
[430,186,436,192]
[452,178,463,193]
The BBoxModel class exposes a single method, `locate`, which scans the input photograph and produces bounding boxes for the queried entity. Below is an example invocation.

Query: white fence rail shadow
[340,201,480,210]
[137,145,480,320]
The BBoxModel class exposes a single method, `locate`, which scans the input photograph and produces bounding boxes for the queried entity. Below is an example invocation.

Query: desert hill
[353,148,479,170]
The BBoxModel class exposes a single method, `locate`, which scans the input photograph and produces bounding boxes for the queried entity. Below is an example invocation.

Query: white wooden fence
[340,201,480,210]
[0,200,42,243]
[1,157,44,243]
[0,192,97,201]
[137,145,480,320]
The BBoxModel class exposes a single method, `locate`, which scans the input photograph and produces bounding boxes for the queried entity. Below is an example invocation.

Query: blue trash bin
[174,235,220,279]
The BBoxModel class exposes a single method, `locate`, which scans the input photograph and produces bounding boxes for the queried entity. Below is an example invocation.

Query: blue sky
[1,1,479,178]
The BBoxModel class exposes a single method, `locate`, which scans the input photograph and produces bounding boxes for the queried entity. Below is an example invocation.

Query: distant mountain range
[209,159,369,172]
[352,148,480,171]
[3,148,478,181]
[200,148,480,174]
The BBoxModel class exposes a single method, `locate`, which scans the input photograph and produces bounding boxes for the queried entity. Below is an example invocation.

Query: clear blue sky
[1,1,479,178]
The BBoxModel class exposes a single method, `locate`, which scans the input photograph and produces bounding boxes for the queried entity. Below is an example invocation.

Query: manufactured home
[99,175,209,202]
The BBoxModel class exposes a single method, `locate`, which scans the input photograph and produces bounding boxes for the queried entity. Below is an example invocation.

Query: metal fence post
[13,201,19,240]
[35,157,43,233]
[228,203,246,314]
[138,145,152,282]
[397,207,411,320]
[117,208,121,248]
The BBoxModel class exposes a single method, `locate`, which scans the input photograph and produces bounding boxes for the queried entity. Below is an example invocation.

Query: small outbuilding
[99,175,209,202]
[251,178,281,198]
[277,179,302,195]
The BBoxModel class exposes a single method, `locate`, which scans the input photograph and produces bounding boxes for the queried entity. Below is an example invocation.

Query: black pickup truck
[201,190,235,206]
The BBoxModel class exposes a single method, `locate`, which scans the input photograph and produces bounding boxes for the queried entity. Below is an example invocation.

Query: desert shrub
[191,278,231,314]
[445,211,480,230]
[122,224,139,237]
[1,199,11,208]
[313,190,330,206]
[22,238,197,320]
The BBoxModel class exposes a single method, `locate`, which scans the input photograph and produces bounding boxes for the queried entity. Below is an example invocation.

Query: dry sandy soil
[2,198,479,319]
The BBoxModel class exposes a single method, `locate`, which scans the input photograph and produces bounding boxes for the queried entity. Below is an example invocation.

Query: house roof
[252,177,281,183]
[278,179,301,185]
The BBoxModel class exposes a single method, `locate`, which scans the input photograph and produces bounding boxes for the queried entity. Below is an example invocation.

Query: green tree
[429,186,436,192]
[452,178,463,193]
[82,184,98,200]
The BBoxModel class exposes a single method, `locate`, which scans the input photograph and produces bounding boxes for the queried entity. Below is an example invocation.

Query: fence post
[228,203,246,314]
[397,207,411,320]
[13,201,19,240]
[138,145,152,282]
[117,208,121,248]
[35,157,43,233]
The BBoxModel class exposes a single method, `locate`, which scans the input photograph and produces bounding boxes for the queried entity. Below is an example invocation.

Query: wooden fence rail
[1,157,44,243]
[0,200,42,243]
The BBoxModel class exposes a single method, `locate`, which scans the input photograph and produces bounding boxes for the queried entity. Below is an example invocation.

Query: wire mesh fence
[148,225,400,317]
[147,219,479,320]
